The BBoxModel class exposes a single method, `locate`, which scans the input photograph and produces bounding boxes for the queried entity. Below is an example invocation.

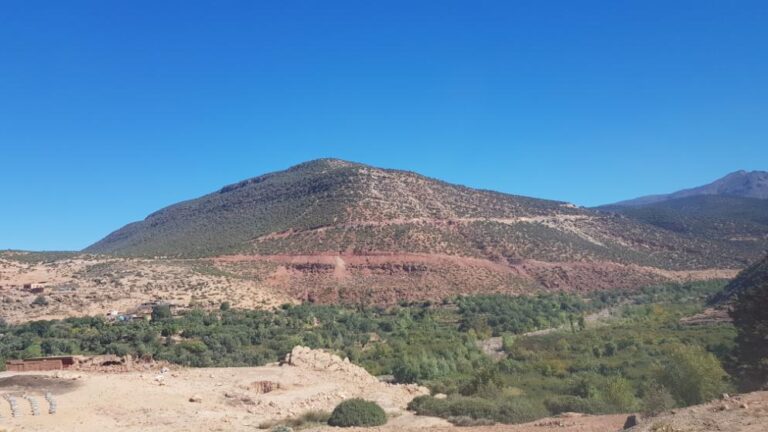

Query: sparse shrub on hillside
[31,295,48,306]
[327,398,387,427]
[259,410,330,430]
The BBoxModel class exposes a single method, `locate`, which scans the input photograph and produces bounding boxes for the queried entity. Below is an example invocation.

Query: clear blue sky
[2,1,766,251]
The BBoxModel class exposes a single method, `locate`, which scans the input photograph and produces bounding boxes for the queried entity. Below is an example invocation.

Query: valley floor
[1,350,765,432]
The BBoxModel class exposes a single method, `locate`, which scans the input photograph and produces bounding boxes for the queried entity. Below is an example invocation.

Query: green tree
[656,345,728,406]
[151,304,172,321]
[599,376,637,412]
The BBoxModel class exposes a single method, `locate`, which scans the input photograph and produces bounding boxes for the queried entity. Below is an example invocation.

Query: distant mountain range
[609,170,768,207]
[83,159,767,301]
[597,171,768,259]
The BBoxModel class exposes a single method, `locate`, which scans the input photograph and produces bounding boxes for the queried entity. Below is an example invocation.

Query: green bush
[495,397,548,424]
[408,395,496,420]
[598,376,638,412]
[327,399,387,427]
[656,345,729,406]
[31,295,48,306]
[151,304,172,321]
[408,395,546,424]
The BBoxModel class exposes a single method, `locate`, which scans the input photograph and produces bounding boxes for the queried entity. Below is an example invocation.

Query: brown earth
[0,251,737,323]
[0,346,434,432]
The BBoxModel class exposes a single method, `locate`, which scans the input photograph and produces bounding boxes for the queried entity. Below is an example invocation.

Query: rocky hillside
[610,170,768,207]
[598,195,768,255]
[87,159,762,267]
[86,159,583,257]
[79,160,765,302]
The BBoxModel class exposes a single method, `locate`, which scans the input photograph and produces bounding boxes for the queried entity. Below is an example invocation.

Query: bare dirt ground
[301,413,629,432]
[629,391,768,432]
[0,347,435,432]
[0,253,294,323]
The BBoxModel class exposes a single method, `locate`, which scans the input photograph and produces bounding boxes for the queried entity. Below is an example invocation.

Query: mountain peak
[610,170,768,207]
[86,159,578,257]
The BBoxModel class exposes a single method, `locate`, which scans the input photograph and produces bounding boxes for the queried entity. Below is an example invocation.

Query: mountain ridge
[82,159,768,301]
[87,159,767,268]
[610,170,768,207]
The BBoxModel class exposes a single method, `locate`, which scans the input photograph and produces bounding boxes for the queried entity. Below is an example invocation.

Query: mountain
[597,171,768,262]
[87,159,585,257]
[598,195,768,244]
[84,159,760,303]
[610,170,768,207]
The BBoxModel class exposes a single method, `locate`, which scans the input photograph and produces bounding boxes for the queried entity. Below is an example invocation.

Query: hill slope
[711,253,768,304]
[611,170,768,207]
[87,159,586,257]
[87,159,762,267]
[599,195,768,245]
[81,159,761,302]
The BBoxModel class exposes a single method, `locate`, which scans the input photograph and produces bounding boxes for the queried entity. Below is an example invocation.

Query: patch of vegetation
[259,410,330,430]
[327,399,386,427]
[31,295,49,307]
[0,281,738,424]
[1,251,82,264]
[456,294,586,337]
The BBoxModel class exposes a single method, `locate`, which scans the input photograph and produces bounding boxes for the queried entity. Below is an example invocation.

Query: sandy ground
[0,347,433,432]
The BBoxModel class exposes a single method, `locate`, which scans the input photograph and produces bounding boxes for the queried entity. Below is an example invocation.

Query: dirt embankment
[215,253,737,306]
